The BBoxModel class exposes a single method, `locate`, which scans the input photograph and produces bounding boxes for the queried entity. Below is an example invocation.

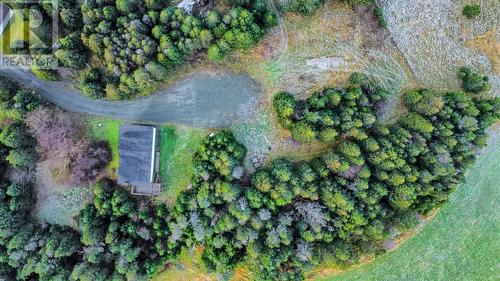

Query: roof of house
[117,125,156,186]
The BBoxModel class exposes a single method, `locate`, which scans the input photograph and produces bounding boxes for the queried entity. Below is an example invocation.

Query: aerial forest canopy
[54,0,277,99]
[169,81,499,279]
[0,73,498,280]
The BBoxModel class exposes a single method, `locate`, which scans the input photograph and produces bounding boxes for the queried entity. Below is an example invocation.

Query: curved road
[0,68,262,128]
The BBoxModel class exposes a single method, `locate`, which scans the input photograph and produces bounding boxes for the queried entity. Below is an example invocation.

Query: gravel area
[0,68,262,128]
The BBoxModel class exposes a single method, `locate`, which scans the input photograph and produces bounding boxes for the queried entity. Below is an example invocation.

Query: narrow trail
[268,0,288,57]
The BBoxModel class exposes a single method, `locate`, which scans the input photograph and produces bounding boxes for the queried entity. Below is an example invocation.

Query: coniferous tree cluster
[274,77,390,143]
[0,177,181,280]
[457,67,491,94]
[77,0,277,99]
[169,85,498,280]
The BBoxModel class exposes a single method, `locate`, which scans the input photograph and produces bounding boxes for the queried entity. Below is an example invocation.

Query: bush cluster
[462,4,481,19]
[457,67,491,94]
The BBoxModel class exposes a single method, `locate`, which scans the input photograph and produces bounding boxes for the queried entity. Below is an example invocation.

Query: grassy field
[86,118,123,177]
[0,12,29,53]
[156,125,208,207]
[314,127,500,281]
[378,0,499,94]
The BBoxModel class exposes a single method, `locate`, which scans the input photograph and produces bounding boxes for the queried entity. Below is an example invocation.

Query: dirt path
[268,0,288,57]
[0,68,262,128]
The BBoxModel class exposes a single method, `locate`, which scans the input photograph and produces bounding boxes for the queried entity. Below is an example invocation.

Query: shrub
[273,92,297,126]
[291,122,316,143]
[282,0,325,16]
[208,44,224,61]
[457,67,491,93]
[6,148,36,168]
[55,32,87,69]
[462,4,481,19]
[31,67,59,81]
[374,7,387,27]
[0,76,19,102]
[80,68,105,98]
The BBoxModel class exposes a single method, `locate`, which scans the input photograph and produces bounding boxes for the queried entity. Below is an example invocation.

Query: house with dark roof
[117,124,161,195]
[0,2,14,36]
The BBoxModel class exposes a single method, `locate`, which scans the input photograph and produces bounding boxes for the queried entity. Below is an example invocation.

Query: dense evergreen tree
[78,0,276,98]
[0,74,498,280]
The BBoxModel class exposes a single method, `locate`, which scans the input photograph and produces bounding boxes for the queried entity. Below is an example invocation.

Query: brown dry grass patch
[466,29,500,75]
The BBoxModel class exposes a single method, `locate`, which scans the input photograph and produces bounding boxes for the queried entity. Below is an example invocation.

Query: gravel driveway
[0,68,262,128]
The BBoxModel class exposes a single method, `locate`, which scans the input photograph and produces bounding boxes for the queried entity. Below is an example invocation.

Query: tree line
[57,0,277,99]
[169,79,499,279]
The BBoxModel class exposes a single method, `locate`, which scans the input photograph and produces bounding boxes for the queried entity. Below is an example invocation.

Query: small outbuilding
[118,124,161,195]
[0,3,14,36]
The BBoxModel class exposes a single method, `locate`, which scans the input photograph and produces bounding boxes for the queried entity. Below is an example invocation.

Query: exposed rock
[306,56,346,71]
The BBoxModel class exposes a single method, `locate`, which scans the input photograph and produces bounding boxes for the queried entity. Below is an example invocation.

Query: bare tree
[294,201,328,232]
[26,106,111,184]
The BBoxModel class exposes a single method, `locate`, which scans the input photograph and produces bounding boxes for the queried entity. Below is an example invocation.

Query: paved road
[0,68,262,128]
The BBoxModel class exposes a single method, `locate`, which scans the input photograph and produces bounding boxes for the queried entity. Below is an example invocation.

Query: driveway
[0,68,262,128]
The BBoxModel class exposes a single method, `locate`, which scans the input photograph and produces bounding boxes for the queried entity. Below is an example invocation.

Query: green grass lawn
[156,125,208,207]
[0,12,29,53]
[86,118,122,177]
[316,129,500,281]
